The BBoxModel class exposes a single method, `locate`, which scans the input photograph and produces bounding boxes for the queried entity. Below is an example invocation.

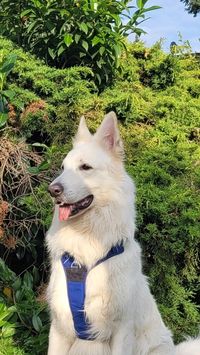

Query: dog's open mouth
[57,195,94,221]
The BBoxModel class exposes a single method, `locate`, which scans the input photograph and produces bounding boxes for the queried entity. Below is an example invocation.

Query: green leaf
[92,36,101,47]
[32,142,48,149]
[23,272,33,288]
[0,113,8,128]
[60,9,70,17]
[142,6,162,13]
[1,54,17,74]
[91,50,99,59]
[64,33,73,47]
[95,73,101,85]
[26,20,39,34]
[15,100,24,110]
[82,40,89,52]
[21,9,33,17]
[3,90,15,100]
[13,278,21,291]
[97,60,102,68]
[134,27,146,36]
[28,166,40,174]
[137,0,148,7]
[32,314,42,332]
[1,64,14,74]
[38,160,50,171]
[57,45,65,56]
[79,23,88,34]
[6,54,17,63]
[32,0,42,7]
[136,0,143,9]
[79,52,86,58]
[48,47,56,59]
[14,289,22,302]
[75,34,81,44]
[0,304,15,322]
[28,159,50,174]
[99,46,105,55]
[2,324,15,338]
[113,44,121,58]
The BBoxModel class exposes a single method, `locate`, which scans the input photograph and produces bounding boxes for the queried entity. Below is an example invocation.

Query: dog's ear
[95,112,124,159]
[73,116,91,145]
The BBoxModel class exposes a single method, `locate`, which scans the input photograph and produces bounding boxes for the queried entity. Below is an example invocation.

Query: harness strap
[61,242,124,340]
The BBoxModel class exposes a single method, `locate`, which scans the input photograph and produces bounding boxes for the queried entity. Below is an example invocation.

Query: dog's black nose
[48,183,64,197]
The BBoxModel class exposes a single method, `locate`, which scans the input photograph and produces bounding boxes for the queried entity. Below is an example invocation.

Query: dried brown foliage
[0,137,43,249]
[8,104,17,126]
[20,100,47,121]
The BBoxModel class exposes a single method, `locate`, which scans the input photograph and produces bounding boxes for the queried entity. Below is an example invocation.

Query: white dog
[46,112,199,355]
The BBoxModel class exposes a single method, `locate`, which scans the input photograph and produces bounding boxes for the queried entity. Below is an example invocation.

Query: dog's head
[48,112,126,222]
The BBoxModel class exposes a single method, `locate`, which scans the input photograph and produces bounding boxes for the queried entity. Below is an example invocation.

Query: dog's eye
[79,164,93,171]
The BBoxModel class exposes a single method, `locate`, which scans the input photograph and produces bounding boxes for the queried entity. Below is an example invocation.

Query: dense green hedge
[0,37,199,353]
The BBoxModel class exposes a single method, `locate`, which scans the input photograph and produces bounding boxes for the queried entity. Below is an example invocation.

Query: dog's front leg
[48,322,72,355]
[110,322,134,355]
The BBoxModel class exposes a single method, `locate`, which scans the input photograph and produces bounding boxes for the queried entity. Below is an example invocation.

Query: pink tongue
[59,206,71,221]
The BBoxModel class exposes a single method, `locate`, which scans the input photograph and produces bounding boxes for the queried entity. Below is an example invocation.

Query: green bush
[0,52,18,127]
[0,338,25,355]
[0,37,97,142]
[0,259,49,354]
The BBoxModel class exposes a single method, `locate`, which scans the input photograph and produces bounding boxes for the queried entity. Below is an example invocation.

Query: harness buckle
[71,260,81,269]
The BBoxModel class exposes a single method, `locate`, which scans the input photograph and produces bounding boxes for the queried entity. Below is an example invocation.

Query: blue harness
[61,242,124,340]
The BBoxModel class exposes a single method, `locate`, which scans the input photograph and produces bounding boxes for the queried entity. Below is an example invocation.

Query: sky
[129,0,200,52]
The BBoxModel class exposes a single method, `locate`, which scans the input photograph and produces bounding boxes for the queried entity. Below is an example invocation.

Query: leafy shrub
[0,303,16,339]
[0,259,49,354]
[102,84,153,123]
[126,122,200,341]
[20,100,49,139]
[0,338,25,355]
[128,41,181,90]
[0,37,97,143]
[144,55,180,90]
[0,52,17,127]
[0,0,160,87]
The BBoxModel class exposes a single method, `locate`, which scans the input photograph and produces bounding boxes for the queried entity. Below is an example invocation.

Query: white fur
[176,337,200,355]
[46,112,199,355]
